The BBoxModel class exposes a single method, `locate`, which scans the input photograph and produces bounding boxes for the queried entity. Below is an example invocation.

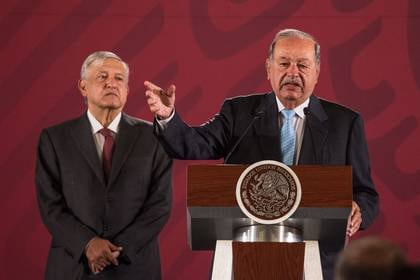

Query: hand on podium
[347,201,362,237]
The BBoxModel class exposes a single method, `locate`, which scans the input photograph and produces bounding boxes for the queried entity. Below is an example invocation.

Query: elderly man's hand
[347,201,362,237]
[85,237,123,274]
[144,80,175,119]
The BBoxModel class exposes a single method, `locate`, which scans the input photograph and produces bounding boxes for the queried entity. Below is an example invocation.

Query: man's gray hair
[80,51,129,80]
[268,29,320,65]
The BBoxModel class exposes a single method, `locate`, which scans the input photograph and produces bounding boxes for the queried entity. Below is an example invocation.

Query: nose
[286,62,299,76]
[105,77,118,88]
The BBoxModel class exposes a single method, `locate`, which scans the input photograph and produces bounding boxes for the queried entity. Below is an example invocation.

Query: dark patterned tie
[99,128,115,182]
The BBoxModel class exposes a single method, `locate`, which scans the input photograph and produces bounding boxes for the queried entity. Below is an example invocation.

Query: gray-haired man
[36,51,172,280]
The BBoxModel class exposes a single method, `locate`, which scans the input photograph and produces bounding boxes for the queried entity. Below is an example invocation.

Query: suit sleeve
[154,100,234,160]
[112,142,173,262]
[348,115,379,229]
[35,129,96,261]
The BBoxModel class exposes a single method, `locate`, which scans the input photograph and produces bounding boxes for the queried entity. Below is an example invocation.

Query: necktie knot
[281,109,295,120]
[100,128,113,138]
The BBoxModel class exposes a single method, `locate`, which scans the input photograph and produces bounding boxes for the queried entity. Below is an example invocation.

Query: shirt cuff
[155,109,175,129]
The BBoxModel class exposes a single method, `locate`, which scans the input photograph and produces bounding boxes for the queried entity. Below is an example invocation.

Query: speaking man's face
[266,37,320,109]
[79,58,129,113]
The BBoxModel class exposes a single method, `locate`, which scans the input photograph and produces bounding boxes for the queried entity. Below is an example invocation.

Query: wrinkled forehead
[88,58,128,76]
[273,37,317,62]
[90,58,123,70]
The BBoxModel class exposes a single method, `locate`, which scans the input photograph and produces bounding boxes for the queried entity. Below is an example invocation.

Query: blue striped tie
[280,110,296,165]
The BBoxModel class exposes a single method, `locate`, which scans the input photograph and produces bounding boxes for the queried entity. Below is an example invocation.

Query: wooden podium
[187,164,352,279]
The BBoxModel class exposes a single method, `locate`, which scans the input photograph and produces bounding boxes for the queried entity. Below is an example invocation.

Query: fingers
[89,253,116,274]
[93,257,110,273]
[144,81,175,98]
[144,80,164,100]
[106,240,123,252]
[94,259,108,273]
[89,260,103,274]
[111,251,121,259]
[347,201,362,237]
[89,261,97,274]
[144,80,161,91]
[105,251,119,266]
[167,84,176,97]
[144,80,175,119]
[88,253,110,274]
[146,94,163,115]
[86,238,122,273]
[347,214,361,236]
[144,81,162,108]
[104,241,121,266]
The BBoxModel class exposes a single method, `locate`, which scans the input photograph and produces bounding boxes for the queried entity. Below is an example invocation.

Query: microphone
[224,109,265,163]
[304,107,318,164]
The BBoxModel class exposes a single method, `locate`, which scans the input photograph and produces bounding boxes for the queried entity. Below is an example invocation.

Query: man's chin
[99,103,123,110]
[280,91,301,101]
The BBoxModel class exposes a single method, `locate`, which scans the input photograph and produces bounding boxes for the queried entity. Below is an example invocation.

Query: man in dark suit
[36,51,172,280]
[144,29,379,280]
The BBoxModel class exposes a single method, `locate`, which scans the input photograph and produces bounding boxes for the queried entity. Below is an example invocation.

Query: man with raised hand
[145,29,378,280]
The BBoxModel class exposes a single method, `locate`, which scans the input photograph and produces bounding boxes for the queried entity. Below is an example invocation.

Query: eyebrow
[96,70,125,77]
[278,56,311,62]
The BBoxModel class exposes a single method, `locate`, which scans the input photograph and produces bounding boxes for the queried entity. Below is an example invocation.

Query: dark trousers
[320,250,338,280]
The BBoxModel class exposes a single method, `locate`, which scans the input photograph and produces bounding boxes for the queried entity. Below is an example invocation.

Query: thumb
[166,84,176,97]
[107,241,123,251]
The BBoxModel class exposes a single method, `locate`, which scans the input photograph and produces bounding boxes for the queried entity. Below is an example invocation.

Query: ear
[265,58,271,80]
[315,64,320,82]
[78,79,87,96]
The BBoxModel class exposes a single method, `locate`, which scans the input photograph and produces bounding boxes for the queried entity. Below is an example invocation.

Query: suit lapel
[108,113,140,186]
[71,113,106,185]
[254,92,281,160]
[299,95,328,164]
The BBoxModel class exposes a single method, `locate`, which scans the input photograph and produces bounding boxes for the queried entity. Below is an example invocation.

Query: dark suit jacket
[156,92,378,229]
[36,112,172,280]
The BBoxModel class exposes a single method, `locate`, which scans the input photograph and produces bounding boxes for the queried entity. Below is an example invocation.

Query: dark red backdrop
[1,0,419,279]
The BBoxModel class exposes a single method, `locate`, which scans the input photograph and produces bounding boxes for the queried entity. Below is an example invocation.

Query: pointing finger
[144,80,162,91]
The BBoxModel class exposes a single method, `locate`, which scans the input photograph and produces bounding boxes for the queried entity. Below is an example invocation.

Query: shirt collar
[87,110,121,134]
[275,95,310,119]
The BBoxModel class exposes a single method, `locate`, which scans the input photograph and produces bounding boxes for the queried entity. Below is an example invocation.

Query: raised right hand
[144,80,176,119]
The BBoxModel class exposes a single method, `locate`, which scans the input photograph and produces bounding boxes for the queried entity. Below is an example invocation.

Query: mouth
[104,91,118,97]
[283,82,301,87]
[281,82,303,91]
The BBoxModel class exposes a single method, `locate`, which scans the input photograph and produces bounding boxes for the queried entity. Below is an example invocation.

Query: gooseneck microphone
[303,107,318,164]
[224,110,265,164]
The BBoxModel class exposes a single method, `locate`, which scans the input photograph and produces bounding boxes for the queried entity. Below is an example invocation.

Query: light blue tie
[280,110,296,165]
